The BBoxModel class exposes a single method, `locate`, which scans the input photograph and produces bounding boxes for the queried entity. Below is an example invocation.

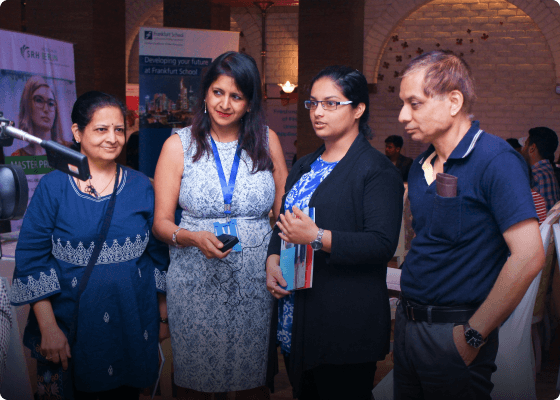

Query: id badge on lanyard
[211,136,242,252]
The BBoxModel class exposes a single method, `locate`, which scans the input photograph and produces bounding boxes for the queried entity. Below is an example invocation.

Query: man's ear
[448,90,464,116]
[529,143,538,155]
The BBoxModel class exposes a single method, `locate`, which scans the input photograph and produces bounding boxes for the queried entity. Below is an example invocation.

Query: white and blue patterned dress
[10,167,169,394]
[167,127,275,392]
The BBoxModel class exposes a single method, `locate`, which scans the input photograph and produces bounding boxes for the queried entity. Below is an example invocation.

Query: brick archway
[230,8,262,73]
[364,0,560,83]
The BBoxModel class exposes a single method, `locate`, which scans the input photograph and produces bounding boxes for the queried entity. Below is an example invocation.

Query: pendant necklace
[78,166,118,198]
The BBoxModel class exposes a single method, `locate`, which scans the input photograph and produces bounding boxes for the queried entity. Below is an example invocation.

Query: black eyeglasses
[33,95,57,111]
[304,100,353,110]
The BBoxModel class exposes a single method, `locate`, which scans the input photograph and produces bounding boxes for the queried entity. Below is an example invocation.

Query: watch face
[311,240,322,250]
[464,327,483,348]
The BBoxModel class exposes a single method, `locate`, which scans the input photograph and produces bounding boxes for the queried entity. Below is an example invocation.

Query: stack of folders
[279,207,315,291]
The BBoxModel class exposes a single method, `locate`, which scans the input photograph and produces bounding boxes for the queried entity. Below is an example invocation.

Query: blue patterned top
[11,168,169,392]
[278,156,338,354]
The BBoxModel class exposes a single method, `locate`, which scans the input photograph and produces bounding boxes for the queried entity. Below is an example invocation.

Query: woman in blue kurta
[10,91,169,400]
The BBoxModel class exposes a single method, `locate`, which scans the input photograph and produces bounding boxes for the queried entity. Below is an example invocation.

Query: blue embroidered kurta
[10,167,169,392]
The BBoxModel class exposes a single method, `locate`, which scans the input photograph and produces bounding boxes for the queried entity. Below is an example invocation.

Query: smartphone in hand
[217,234,239,252]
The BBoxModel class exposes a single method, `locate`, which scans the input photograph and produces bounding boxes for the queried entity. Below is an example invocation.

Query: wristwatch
[310,228,324,251]
[463,323,487,348]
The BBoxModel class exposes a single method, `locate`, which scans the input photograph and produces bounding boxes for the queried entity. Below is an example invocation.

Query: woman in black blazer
[266,66,404,400]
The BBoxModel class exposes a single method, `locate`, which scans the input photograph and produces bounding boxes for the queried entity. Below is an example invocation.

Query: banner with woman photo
[0,29,76,231]
[138,27,239,178]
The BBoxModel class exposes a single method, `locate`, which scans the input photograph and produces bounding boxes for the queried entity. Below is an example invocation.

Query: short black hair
[385,135,404,148]
[528,127,558,162]
[506,138,521,150]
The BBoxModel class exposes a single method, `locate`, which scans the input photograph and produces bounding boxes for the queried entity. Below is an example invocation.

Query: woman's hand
[277,206,319,245]
[33,299,71,370]
[193,231,232,259]
[40,324,71,370]
[266,255,291,299]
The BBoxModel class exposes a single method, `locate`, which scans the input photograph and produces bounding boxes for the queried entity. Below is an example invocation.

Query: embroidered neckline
[69,169,127,202]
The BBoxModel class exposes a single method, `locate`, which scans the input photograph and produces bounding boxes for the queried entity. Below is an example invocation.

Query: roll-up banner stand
[0,29,76,232]
[138,27,239,178]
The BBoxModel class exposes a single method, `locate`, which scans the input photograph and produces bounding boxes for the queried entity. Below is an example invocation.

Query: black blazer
[267,133,404,396]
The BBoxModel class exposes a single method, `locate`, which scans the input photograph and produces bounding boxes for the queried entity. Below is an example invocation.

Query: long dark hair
[70,91,127,151]
[309,66,372,139]
[190,51,272,172]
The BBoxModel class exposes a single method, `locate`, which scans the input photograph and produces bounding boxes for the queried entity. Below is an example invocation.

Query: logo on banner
[18,44,59,62]
[145,31,153,40]
[20,44,29,59]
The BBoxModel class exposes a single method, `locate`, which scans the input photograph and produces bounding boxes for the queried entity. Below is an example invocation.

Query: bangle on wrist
[159,317,169,324]
[172,227,185,248]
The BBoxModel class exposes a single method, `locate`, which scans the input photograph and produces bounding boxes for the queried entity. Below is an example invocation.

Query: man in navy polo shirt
[393,50,544,399]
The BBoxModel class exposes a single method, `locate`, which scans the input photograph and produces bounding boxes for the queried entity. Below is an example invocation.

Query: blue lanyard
[210,136,242,221]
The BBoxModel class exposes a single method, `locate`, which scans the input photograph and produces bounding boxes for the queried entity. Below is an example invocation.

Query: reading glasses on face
[304,100,353,110]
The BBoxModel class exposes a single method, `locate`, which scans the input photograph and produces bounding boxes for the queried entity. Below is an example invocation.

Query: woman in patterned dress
[266,66,404,399]
[153,52,287,399]
[11,91,169,399]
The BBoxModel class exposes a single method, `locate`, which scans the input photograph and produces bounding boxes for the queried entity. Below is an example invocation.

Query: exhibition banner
[0,29,76,231]
[138,27,239,178]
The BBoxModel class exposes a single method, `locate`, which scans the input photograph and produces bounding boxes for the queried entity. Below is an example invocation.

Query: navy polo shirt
[401,121,537,306]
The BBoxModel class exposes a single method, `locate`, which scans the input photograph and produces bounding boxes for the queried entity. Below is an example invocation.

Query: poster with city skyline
[138,27,239,178]
[139,55,211,129]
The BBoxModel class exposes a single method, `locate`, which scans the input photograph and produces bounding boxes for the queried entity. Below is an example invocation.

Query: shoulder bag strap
[67,165,120,345]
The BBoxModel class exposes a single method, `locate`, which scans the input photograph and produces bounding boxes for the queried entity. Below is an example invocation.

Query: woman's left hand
[277,206,318,245]
[159,321,170,342]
